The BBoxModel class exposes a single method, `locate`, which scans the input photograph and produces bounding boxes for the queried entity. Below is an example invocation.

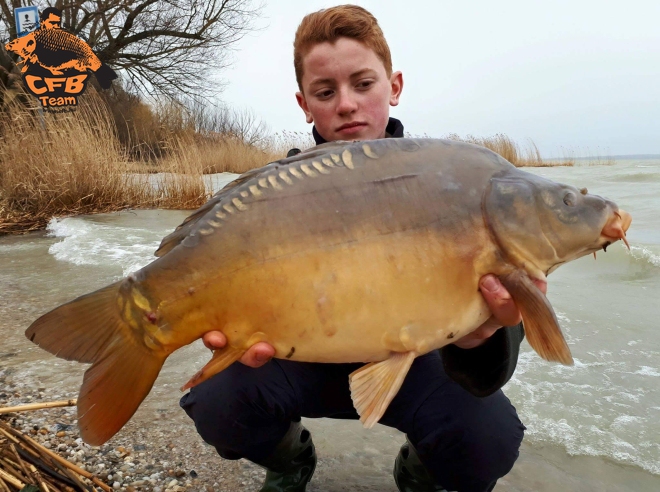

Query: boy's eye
[315,89,334,99]
[356,80,374,89]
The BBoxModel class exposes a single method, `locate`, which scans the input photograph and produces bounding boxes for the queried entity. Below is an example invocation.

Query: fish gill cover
[4,7,117,112]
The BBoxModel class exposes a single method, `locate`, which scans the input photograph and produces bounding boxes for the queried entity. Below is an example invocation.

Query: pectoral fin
[500,270,573,365]
[181,346,245,391]
[349,351,417,428]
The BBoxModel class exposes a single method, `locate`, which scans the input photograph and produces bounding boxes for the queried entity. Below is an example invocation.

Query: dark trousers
[180,351,525,492]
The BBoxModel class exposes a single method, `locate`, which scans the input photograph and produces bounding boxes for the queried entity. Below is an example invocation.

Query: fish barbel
[26,138,632,445]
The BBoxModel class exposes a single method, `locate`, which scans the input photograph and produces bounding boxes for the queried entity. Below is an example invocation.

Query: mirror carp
[26,138,632,445]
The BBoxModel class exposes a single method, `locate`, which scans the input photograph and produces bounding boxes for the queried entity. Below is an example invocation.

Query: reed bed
[0,416,111,491]
[551,146,615,167]
[268,130,316,156]
[444,133,563,167]
[0,93,279,234]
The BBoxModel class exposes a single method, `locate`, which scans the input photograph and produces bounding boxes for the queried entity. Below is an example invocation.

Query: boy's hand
[452,274,547,349]
[201,332,275,368]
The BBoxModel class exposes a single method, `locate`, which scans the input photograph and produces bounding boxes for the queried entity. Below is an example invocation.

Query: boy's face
[296,37,403,142]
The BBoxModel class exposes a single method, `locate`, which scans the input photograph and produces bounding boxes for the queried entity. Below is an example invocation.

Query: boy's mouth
[337,122,367,134]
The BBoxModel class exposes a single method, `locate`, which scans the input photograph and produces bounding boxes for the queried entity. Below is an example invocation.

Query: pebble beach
[0,369,271,492]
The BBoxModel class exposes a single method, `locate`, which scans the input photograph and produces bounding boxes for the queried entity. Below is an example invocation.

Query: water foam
[47,217,161,276]
[628,245,660,268]
[507,337,660,475]
[633,366,660,377]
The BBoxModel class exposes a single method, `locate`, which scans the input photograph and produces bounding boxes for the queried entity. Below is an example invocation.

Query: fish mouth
[546,208,633,273]
[600,209,632,250]
[586,208,632,261]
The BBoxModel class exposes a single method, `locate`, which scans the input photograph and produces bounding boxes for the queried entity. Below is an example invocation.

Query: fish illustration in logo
[5,7,116,89]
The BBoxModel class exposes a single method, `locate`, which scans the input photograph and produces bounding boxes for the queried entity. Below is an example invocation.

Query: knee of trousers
[179,361,295,459]
[411,391,525,487]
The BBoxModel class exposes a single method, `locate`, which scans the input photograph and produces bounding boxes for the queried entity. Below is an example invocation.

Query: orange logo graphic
[4,7,117,112]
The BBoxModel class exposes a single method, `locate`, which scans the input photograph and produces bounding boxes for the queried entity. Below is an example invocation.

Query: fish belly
[158,227,492,363]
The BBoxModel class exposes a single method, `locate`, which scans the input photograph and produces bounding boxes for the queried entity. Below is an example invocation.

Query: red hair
[293,5,392,90]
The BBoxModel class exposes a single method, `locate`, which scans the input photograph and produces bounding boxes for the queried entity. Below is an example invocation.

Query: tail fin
[25,282,167,445]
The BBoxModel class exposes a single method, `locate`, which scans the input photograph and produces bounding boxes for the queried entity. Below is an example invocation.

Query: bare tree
[0,0,262,101]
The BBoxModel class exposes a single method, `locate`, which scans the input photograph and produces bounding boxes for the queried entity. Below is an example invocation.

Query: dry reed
[549,146,615,167]
[0,418,111,491]
[0,95,141,233]
[444,133,563,167]
[0,92,279,234]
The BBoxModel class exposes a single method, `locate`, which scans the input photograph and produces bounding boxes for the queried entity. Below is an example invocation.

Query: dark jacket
[291,117,525,397]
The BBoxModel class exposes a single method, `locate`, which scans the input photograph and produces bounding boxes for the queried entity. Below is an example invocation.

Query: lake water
[1,157,658,490]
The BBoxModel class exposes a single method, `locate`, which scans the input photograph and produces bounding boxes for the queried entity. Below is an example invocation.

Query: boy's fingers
[533,278,548,295]
[479,274,521,327]
[202,333,275,367]
[202,331,227,350]
[240,343,276,368]
[479,274,549,327]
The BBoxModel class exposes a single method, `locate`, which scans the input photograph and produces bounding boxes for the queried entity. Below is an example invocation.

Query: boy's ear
[296,91,314,124]
[389,71,403,107]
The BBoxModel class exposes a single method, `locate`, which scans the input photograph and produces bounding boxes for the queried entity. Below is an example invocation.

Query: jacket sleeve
[439,323,525,397]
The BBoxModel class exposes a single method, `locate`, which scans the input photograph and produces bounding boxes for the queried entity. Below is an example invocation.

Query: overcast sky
[219,0,659,157]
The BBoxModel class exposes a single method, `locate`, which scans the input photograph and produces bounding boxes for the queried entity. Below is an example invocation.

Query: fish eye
[563,191,577,206]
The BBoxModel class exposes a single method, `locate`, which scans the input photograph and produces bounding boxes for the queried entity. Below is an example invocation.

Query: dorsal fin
[275,140,352,164]
[154,142,352,257]
[154,164,273,257]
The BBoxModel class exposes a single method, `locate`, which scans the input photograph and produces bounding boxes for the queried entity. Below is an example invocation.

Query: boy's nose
[336,89,358,115]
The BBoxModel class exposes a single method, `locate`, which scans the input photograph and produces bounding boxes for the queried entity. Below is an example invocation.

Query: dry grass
[0,90,286,233]
[443,133,569,168]
[0,96,140,233]
[548,146,615,167]
[268,130,316,156]
[184,136,280,175]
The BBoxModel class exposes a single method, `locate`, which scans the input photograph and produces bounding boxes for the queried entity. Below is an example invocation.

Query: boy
[181,5,538,491]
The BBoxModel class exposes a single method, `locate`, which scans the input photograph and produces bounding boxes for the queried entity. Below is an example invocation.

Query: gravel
[0,370,268,491]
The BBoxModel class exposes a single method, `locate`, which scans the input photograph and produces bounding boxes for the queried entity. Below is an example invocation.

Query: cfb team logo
[4,7,117,112]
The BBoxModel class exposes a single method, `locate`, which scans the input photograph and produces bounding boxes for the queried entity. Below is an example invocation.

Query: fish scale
[25,138,631,444]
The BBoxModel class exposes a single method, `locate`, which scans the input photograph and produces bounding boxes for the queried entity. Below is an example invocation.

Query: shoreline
[2,369,658,492]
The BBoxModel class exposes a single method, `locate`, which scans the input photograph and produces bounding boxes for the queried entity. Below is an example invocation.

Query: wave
[628,245,660,268]
[46,217,163,277]
[590,242,660,271]
[507,350,660,475]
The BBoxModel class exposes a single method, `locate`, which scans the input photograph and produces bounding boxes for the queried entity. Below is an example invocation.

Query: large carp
[26,138,631,445]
